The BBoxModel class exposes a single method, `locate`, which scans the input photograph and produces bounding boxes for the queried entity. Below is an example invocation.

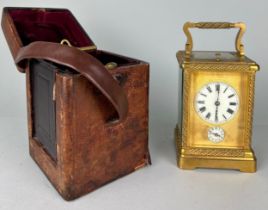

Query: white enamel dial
[195,82,239,124]
[208,127,225,143]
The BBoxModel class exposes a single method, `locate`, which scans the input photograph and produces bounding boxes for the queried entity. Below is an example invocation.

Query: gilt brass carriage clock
[175,22,259,172]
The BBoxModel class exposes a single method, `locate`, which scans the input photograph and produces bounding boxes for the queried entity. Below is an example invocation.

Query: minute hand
[215,87,220,122]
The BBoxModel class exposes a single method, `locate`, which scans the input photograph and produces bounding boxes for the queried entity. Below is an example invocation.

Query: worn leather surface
[55,64,150,199]
[15,41,128,122]
[2,7,150,200]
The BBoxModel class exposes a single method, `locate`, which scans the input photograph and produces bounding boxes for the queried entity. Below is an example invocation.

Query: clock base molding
[175,125,257,173]
[177,156,256,173]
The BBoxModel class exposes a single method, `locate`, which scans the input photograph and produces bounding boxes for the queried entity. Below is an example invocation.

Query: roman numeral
[206,86,212,93]
[229,102,237,106]
[227,108,234,114]
[197,101,205,104]
[206,112,211,119]
[200,93,207,97]
[199,107,206,113]
[228,94,235,98]
[216,84,220,92]
[223,87,228,93]
[223,114,227,120]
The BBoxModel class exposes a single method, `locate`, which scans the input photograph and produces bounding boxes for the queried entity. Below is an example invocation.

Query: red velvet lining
[7,8,140,66]
[8,8,94,47]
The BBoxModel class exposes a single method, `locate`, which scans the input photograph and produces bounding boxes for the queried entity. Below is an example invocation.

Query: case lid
[2,7,96,59]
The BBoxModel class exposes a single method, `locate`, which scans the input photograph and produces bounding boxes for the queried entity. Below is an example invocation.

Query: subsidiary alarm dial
[195,82,239,124]
[208,127,225,143]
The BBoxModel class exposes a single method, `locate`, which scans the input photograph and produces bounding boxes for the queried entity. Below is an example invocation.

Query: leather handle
[15,41,128,123]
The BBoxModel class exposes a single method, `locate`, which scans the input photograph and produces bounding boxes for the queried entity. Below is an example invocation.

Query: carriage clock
[175,22,259,172]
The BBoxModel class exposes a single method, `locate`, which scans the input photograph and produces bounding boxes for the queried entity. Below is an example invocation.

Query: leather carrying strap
[15,41,128,123]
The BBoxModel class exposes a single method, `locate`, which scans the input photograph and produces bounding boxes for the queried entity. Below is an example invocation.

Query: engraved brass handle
[183,22,246,57]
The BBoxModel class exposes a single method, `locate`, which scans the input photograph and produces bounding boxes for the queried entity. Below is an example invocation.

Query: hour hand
[213,132,220,137]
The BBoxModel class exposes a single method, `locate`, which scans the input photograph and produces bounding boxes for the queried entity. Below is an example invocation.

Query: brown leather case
[2,7,150,200]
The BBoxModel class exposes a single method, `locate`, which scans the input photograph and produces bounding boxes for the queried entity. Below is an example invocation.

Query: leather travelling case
[2,7,150,200]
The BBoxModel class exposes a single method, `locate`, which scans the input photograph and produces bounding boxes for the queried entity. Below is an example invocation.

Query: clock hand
[212,132,221,137]
[215,84,220,122]
[215,107,219,122]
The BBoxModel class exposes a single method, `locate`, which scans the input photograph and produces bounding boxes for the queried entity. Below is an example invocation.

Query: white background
[0,0,268,209]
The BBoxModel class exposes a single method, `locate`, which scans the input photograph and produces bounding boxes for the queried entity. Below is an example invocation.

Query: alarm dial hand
[212,132,221,137]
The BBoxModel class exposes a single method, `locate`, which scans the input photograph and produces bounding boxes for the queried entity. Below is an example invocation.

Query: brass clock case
[175,22,259,172]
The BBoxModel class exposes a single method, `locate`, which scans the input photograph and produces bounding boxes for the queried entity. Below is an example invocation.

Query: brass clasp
[60,39,118,70]
[60,39,97,51]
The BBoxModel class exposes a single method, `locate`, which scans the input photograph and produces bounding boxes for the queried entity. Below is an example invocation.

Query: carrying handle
[15,41,128,124]
[183,22,246,58]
